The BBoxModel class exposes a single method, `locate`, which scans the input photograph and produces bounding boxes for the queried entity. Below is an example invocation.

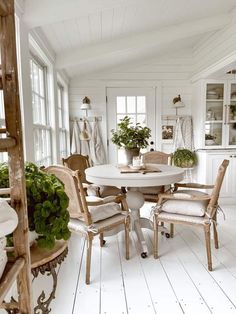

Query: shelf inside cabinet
[206,99,223,102]
[205,120,223,123]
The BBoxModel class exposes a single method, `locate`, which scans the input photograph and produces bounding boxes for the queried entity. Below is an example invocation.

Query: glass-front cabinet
[204,81,236,148]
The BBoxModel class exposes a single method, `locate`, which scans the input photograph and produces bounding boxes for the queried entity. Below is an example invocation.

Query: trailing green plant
[173,148,197,168]
[111,116,151,149]
[0,162,70,249]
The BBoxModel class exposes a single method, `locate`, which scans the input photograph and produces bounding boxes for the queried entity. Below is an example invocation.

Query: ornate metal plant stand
[5,241,68,314]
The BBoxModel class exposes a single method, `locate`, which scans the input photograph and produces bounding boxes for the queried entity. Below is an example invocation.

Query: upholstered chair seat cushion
[88,202,122,222]
[161,190,209,217]
[157,212,209,224]
[69,213,127,233]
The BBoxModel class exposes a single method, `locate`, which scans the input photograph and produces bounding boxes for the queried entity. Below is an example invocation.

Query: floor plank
[1,205,236,314]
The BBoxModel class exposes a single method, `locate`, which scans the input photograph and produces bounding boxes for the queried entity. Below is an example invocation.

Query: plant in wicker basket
[173,148,197,168]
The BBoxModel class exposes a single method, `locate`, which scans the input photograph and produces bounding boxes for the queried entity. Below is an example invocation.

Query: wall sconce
[80,96,91,117]
[173,94,184,108]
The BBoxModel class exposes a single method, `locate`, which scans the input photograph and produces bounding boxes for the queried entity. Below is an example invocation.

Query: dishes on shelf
[207,90,218,99]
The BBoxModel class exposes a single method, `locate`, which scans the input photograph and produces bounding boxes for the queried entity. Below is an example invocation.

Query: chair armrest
[158,192,211,204]
[174,183,215,190]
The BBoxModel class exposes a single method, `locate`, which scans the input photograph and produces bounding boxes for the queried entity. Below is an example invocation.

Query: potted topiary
[111,116,151,165]
[0,162,71,249]
[173,148,197,168]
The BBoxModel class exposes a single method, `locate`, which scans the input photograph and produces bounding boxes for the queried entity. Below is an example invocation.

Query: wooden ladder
[0,0,33,313]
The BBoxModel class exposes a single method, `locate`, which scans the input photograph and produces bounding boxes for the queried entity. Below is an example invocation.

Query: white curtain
[90,119,106,165]
[71,120,81,154]
[173,116,194,151]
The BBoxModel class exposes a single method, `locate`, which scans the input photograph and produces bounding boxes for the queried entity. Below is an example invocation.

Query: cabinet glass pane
[206,84,224,100]
[228,123,236,145]
[229,84,236,122]
[206,84,224,122]
[206,101,223,121]
[205,122,222,146]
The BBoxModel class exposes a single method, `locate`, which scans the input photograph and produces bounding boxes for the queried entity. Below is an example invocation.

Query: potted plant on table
[111,116,151,165]
[0,162,71,249]
[173,148,197,168]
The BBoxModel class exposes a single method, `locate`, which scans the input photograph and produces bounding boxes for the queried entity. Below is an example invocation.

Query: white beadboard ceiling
[22,0,236,78]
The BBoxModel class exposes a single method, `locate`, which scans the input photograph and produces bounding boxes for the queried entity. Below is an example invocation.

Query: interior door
[107,87,156,164]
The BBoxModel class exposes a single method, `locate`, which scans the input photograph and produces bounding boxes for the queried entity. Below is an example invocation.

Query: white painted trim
[29,30,56,65]
[191,51,236,82]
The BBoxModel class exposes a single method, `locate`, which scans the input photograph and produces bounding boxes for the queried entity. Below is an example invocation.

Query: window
[116,96,147,126]
[57,83,68,158]
[30,56,52,166]
[116,95,147,163]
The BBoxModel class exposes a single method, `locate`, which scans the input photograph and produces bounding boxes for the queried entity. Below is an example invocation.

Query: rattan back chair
[139,151,173,202]
[44,165,130,284]
[153,159,229,271]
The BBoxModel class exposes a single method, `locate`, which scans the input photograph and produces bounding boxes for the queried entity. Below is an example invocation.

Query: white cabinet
[193,80,236,150]
[196,150,236,202]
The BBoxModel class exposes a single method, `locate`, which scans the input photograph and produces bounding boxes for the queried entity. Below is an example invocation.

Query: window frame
[30,53,53,167]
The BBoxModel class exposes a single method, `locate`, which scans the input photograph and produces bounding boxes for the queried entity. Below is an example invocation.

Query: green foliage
[111,116,151,149]
[173,148,197,168]
[0,162,70,249]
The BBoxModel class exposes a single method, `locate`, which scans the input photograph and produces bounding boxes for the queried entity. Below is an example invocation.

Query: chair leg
[170,223,174,238]
[153,215,159,259]
[125,216,130,260]
[204,224,212,271]
[213,214,219,249]
[99,233,105,247]
[86,234,93,284]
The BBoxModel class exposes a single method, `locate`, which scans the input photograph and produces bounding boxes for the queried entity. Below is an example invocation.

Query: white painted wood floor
[45,204,236,314]
[2,204,236,314]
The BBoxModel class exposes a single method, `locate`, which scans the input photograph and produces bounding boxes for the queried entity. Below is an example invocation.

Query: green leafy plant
[173,148,197,168]
[111,116,151,149]
[0,162,70,249]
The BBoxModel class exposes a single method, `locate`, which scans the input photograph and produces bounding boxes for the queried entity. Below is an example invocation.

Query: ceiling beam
[23,0,141,28]
[56,14,230,70]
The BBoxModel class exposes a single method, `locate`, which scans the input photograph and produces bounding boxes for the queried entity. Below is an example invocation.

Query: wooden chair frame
[153,159,229,271]
[140,151,173,202]
[45,165,130,284]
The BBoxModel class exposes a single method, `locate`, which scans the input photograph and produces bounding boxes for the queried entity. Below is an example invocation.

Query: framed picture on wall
[162,125,174,142]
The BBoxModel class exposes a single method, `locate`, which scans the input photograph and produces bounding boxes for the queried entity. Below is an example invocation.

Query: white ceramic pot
[0,200,18,238]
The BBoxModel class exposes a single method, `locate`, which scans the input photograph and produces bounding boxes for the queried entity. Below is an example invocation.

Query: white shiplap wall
[69,50,193,155]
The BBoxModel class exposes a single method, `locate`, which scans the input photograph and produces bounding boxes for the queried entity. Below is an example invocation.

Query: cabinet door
[226,82,236,147]
[204,83,225,148]
[207,154,232,197]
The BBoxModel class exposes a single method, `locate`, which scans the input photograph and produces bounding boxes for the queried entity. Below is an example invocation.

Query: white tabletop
[85,164,184,187]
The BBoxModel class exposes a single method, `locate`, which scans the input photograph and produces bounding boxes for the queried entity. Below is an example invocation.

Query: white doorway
[106,87,157,164]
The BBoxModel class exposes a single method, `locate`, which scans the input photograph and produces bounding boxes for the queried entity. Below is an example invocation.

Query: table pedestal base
[104,190,169,258]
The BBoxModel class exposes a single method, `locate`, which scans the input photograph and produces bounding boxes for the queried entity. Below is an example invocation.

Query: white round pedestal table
[85,164,184,257]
